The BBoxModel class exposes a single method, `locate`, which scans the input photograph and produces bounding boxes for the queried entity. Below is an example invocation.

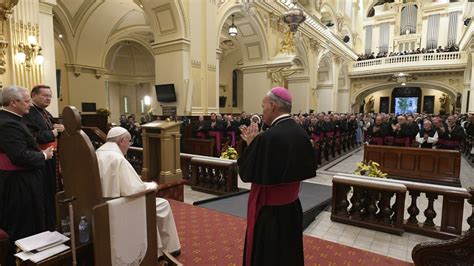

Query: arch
[103,40,155,77]
[101,32,154,69]
[320,3,337,27]
[216,6,268,63]
[140,0,188,42]
[54,21,74,64]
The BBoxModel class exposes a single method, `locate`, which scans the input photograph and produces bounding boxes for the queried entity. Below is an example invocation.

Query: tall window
[426,14,440,49]
[365,26,372,54]
[447,11,459,46]
[400,5,417,35]
[379,23,390,53]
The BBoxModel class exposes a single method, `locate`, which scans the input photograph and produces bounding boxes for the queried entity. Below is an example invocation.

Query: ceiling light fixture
[228,14,238,37]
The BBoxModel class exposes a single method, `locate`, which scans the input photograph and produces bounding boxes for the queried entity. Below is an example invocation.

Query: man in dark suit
[22,85,64,231]
[238,87,316,266]
[0,85,54,265]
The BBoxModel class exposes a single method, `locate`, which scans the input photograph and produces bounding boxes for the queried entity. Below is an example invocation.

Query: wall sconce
[15,35,44,69]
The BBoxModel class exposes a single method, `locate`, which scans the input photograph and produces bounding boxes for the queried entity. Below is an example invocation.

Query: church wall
[39,2,58,117]
[288,77,310,114]
[55,38,70,113]
[108,82,120,123]
[66,71,107,112]
[318,86,333,113]
[154,49,189,115]
[242,69,269,114]
[219,49,243,114]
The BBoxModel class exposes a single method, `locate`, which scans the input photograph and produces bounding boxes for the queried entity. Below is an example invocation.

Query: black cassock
[0,110,46,265]
[238,115,316,266]
[23,104,58,231]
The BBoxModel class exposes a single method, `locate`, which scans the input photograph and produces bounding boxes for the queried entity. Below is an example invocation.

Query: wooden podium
[141,120,182,183]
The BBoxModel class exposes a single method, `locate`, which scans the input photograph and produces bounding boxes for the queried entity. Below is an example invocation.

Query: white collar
[2,108,22,117]
[271,114,291,126]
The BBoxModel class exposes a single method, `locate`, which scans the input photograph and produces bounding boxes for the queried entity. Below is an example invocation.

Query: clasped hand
[240,122,260,145]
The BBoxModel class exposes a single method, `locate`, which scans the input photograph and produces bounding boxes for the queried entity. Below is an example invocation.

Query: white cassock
[96,142,181,257]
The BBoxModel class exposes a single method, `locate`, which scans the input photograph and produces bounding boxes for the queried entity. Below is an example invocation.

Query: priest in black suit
[22,85,65,231]
[238,87,316,266]
[0,85,54,265]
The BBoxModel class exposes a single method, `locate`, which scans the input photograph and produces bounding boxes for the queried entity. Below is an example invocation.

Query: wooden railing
[190,157,239,195]
[332,173,473,239]
[81,126,106,150]
[364,145,461,187]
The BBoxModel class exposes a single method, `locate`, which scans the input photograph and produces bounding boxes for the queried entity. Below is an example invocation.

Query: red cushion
[0,229,8,240]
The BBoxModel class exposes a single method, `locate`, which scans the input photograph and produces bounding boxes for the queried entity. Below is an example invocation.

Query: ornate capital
[310,38,320,53]
[270,12,279,29]
[0,0,18,21]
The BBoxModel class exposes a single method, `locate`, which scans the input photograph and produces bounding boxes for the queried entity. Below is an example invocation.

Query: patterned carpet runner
[169,200,411,265]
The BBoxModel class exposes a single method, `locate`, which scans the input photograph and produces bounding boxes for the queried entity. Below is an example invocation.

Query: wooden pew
[183,138,214,156]
[364,144,461,187]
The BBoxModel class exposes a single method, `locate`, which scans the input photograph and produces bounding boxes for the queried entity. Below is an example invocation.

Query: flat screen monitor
[155,84,176,102]
[81,102,96,112]
[394,97,418,114]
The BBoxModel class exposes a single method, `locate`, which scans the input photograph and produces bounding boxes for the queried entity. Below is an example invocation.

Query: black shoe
[170,249,181,257]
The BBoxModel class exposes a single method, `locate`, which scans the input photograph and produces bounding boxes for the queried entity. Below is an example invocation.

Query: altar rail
[190,157,239,195]
[180,153,239,195]
[332,174,473,239]
[364,144,461,187]
[349,51,467,76]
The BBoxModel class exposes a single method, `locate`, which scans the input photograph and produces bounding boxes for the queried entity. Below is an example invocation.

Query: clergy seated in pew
[95,126,181,258]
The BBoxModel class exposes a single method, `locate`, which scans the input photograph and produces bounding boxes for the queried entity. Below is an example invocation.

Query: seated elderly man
[95,127,180,257]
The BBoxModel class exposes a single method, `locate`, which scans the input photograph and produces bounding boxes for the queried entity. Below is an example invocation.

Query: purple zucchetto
[271,87,292,103]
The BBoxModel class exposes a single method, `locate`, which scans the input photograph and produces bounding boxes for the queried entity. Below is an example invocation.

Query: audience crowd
[118,111,474,156]
[357,44,460,61]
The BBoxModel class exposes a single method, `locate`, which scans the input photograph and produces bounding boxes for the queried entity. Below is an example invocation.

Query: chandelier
[228,14,238,37]
[15,35,44,69]
[282,0,306,33]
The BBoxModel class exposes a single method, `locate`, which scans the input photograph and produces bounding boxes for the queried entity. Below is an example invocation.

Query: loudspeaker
[343,35,350,43]
[464,18,471,27]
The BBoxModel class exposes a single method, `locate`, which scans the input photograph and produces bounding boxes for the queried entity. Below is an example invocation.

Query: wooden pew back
[363,144,461,187]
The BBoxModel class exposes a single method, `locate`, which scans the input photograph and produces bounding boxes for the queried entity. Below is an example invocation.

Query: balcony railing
[349,52,467,75]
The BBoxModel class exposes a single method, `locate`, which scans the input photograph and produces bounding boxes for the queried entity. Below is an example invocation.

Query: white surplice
[96,142,181,257]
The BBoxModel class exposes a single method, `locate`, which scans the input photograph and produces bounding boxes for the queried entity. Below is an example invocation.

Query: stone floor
[182,147,474,263]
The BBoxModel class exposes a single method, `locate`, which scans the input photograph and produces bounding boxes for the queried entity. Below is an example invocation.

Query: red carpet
[169,200,411,265]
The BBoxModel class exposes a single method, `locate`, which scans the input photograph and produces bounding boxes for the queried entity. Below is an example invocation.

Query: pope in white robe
[95,126,181,257]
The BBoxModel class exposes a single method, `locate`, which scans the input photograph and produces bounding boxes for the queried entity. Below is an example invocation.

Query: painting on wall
[379,97,390,113]
[423,95,435,114]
